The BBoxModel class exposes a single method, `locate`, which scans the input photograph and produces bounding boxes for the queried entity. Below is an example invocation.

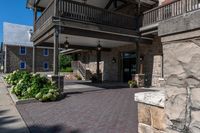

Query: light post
[96,41,102,83]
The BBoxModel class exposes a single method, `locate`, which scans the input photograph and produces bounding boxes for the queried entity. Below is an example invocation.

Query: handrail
[77,61,86,77]
[143,0,181,14]
[142,0,200,26]
[71,61,86,77]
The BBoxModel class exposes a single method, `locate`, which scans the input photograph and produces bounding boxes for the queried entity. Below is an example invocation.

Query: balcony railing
[35,0,138,31]
[35,1,55,31]
[142,0,200,26]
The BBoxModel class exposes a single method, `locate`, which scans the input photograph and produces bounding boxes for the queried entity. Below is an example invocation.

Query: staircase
[71,61,92,80]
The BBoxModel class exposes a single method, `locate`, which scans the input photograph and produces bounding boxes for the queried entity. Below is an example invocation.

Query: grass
[60,67,73,72]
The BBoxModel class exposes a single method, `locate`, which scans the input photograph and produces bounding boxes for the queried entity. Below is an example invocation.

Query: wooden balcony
[140,0,200,33]
[34,0,138,33]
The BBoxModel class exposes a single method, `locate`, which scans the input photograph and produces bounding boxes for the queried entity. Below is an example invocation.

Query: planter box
[8,88,38,105]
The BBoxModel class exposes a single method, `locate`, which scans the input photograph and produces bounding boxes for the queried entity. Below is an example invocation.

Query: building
[3,22,53,73]
[26,0,200,133]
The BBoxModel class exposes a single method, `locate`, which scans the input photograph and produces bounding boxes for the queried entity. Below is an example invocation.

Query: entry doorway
[122,52,137,82]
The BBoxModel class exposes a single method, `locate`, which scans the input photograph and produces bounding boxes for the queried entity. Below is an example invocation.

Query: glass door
[122,52,137,82]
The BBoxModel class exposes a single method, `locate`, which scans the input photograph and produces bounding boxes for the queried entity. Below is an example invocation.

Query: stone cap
[134,90,165,108]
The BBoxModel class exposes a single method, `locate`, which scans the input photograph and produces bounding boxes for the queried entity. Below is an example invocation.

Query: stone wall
[163,37,200,133]
[5,45,53,73]
[135,91,166,133]
[143,36,163,87]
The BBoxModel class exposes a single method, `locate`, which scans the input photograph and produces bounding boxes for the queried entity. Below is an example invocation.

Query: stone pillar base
[132,74,145,87]
[51,75,64,93]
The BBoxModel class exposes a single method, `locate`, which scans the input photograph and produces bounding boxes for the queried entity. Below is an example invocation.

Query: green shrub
[75,75,82,80]
[5,71,60,102]
[60,55,73,68]
[4,70,29,85]
[128,80,137,88]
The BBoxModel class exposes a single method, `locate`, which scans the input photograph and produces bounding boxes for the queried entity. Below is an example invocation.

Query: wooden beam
[114,0,118,8]
[37,43,111,52]
[53,27,59,75]
[60,26,139,43]
[32,45,36,73]
[127,0,155,8]
[136,41,140,73]
[105,0,114,9]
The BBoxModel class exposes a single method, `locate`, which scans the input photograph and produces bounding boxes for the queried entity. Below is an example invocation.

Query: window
[19,61,26,69]
[43,62,49,70]
[19,47,26,55]
[43,49,49,56]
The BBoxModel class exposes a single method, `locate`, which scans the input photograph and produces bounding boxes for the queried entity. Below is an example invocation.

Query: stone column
[150,36,163,87]
[32,45,36,73]
[151,55,163,87]
[163,39,200,133]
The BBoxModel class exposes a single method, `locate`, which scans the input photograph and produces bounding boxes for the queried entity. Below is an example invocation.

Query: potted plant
[128,80,137,88]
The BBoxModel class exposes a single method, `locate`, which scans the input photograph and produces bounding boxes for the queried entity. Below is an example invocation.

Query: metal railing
[35,0,138,31]
[142,0,200,26]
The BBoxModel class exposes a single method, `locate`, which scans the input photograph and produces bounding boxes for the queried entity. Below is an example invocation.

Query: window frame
[43,48,49,56]
[19,46,26,55]
[19,61,26,69]
[43,62,49,70]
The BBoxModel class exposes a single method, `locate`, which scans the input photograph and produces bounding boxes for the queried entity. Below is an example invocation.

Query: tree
[59,54,73,69]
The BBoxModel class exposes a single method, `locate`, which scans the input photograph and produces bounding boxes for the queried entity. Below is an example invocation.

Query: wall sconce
[112,57,116,63]
[140,55,144,61]
[64,37,69,49]
[97,41,102,51]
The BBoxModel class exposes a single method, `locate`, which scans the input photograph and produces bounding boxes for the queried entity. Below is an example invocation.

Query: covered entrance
[122,52,137,82]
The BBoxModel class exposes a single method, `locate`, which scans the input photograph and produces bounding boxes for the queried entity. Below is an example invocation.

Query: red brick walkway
[17,88,142,133]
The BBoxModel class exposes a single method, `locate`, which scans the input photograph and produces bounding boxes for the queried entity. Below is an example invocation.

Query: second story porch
[26,0,155,77]
[27,0,153,44]
[140,0,200,36]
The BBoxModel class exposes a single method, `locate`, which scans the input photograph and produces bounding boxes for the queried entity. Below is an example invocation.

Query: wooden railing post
[182,0,187,13]
[54,0,58,16]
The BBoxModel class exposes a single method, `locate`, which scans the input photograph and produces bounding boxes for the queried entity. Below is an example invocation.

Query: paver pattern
[17,88,143,133]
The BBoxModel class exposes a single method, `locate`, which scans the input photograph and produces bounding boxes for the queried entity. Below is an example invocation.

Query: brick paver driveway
[17,87,142,133]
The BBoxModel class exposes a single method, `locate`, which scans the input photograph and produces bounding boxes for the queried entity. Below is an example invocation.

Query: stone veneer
[163,37,200,133]
[135,91,166,133]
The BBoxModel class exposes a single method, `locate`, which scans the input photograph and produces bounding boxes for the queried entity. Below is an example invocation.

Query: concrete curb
[1,76,12,88]
[8,88,38,105]
[1,77,39,105]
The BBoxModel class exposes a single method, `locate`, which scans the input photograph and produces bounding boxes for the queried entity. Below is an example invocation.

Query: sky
[0,0,33,43]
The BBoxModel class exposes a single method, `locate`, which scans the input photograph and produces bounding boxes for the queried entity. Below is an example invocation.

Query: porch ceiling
[45,34,133,48]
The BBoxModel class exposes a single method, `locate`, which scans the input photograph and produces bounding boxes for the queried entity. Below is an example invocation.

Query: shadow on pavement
[0,109,82,133]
